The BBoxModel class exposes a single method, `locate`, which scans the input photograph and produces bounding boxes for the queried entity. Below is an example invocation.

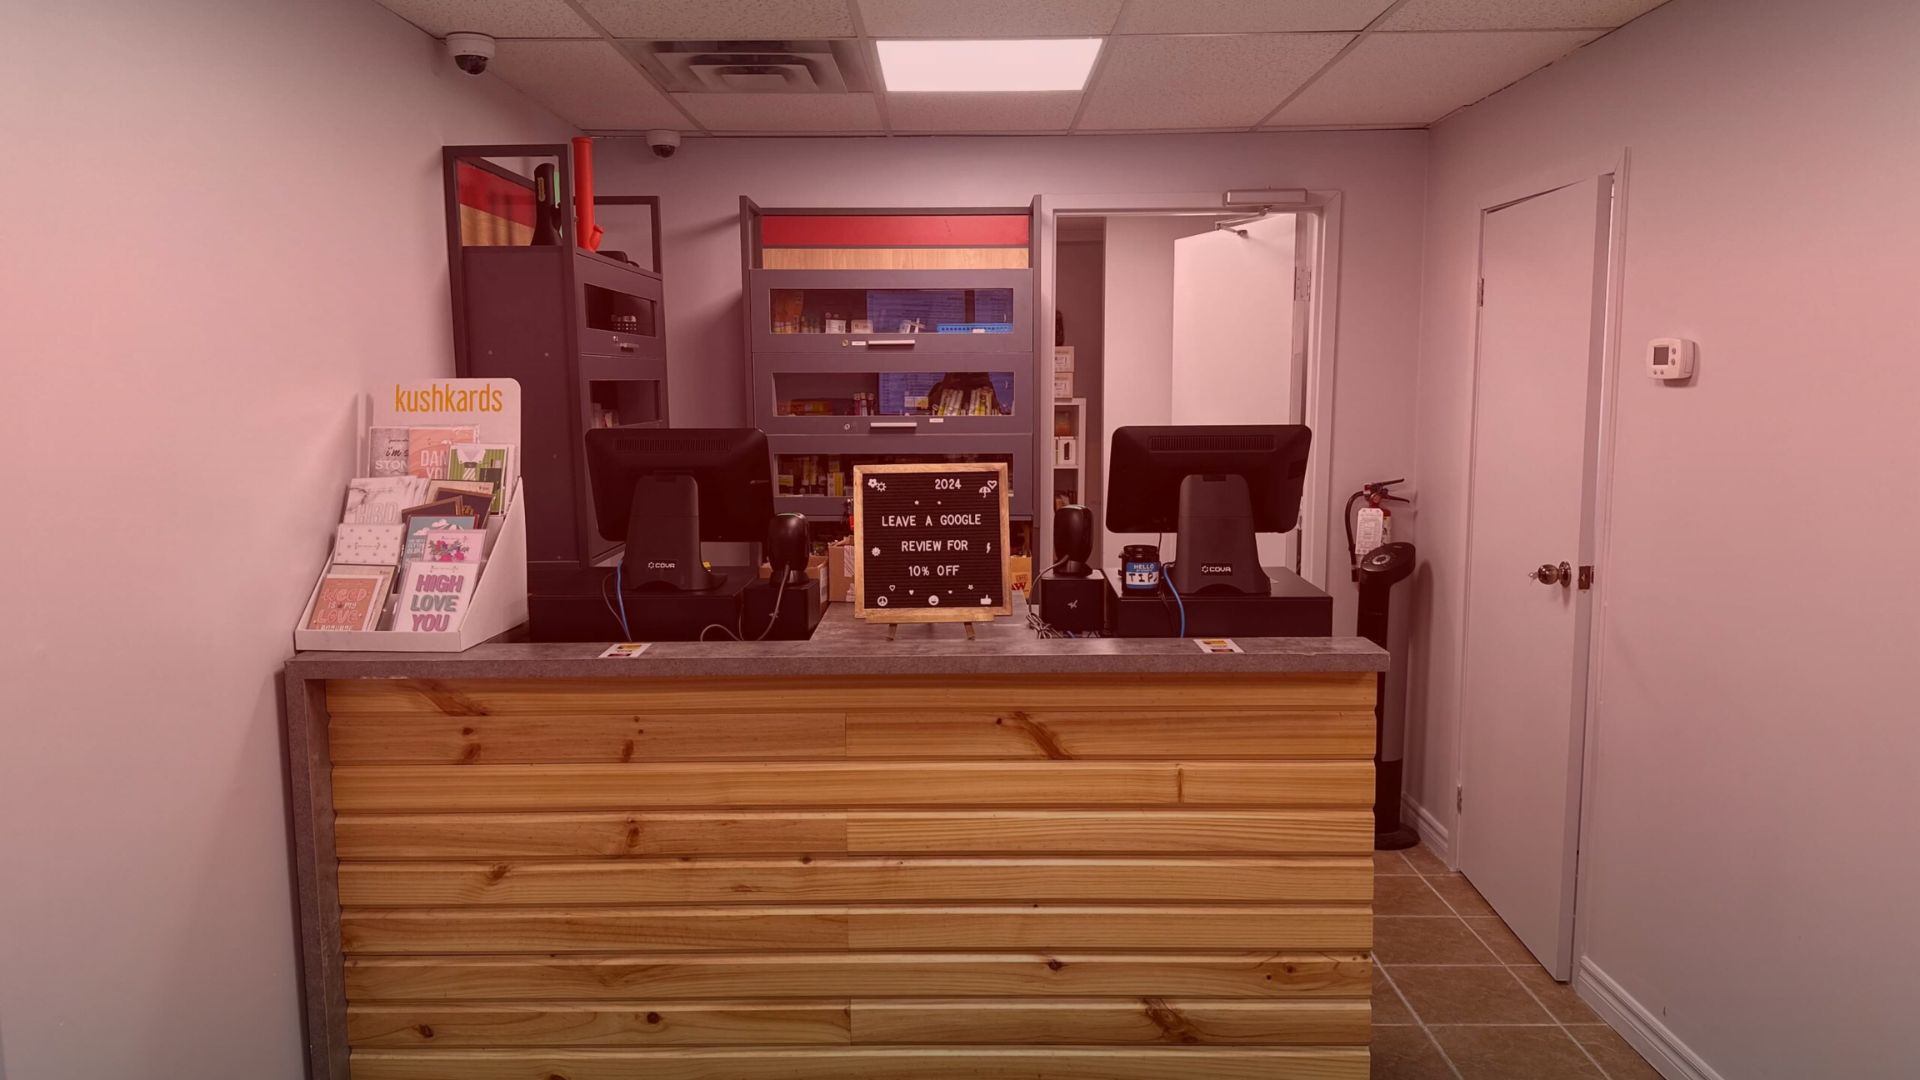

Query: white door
[1170,214,1299,567]
[1458,177,1612,980]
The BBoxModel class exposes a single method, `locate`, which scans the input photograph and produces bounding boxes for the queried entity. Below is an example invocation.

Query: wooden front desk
[284,622,1386,1079]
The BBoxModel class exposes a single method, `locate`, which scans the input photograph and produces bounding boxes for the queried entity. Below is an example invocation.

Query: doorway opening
[1036,193,1342,582]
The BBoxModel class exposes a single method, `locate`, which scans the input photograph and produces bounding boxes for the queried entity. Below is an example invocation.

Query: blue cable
[615,563,632,640]
[1165,576,1187,639]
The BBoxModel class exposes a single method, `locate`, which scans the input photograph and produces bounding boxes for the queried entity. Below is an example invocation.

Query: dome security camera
[647,130,682,159]
[446,32,496,76]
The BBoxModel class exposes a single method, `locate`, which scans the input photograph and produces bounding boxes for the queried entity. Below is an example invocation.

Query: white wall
[1101,216,1214,559]
[597,131,1429,629]
[0,2,570,1077]
[1408,0,1920,1075]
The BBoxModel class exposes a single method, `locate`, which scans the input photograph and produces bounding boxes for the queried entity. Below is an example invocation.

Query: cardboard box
[1010,555,1034,597]
[829,538,856,603]
[1053,345,1076,373]
[759,554,831,611]
[1052,370,1074,400]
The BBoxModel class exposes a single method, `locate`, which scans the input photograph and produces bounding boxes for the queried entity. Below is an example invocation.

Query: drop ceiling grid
[371,0,1675,135]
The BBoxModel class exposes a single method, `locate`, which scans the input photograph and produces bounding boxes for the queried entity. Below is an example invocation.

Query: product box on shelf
[759,555,832,612]
[1053,345,1076,373]
[294,378,528,653]
[829,537,856,603]
[1052,370,1074,400]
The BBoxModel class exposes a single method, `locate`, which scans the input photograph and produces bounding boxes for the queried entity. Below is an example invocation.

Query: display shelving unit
[740,201,1041,535]
[442,144,667,568]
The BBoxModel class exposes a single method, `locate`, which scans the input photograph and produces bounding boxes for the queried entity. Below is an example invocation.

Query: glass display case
[749,269,1031,356]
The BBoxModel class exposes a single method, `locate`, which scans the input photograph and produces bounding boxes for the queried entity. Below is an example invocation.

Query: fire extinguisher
[1346,478,1409,582]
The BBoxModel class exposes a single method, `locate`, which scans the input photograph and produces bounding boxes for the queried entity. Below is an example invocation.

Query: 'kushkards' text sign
[852,463,1011,623]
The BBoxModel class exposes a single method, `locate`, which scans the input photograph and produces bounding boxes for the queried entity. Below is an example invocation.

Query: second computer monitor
[1105,424,1312,596]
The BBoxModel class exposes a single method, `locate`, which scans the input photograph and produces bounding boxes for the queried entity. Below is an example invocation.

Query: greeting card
[449,444,516,512]
[407,427,478,479]
[333,523,404,566]
[419,528,486,564]
[403,512,478,563]
[342,476,429,524]
[392,560,480,633]
[305,566,394,632]
[367,427,413,478]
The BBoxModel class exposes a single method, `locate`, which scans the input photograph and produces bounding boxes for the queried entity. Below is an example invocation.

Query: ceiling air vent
[625,40,871,94]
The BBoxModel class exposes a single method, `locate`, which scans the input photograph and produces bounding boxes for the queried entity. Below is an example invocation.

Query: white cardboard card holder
[293,378,529,653]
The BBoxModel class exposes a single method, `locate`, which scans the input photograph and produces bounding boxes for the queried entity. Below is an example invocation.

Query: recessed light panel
[877,38,1103,93]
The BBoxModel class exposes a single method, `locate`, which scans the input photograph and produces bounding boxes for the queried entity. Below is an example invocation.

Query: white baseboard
[1576,958,1725,1080]
[1401,794,1451,864]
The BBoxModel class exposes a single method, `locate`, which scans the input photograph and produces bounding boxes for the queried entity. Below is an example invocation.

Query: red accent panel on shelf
[457,161,536,227]
[762,215,1030,248]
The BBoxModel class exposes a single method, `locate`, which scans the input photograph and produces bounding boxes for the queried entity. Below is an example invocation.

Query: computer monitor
[1105,424,1313,597]
[585,426,774,591]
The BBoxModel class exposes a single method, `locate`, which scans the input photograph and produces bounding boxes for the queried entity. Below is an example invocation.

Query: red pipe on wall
[572,136,603,251]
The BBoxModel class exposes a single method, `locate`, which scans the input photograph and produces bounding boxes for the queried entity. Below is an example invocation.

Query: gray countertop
[286,601,1387,680]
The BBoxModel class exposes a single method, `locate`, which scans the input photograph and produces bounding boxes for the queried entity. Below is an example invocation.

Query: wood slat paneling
[843,711,1374,761]
[345,1000,1369,1049]
[315,671,1378,1078]
[329,710,1375,764]
[348,1002,851,1048]
[336,812,851,859]
[850,999,1371,1047]
[325,675,1375,718]
[332,762,1373,813]
[345,953,1373,1002]
[349,1046,1370,1080]
[1177,763,1374,807]
[333,810,1372,860]
[331,712,850,764]
[339,906,1371,955]
[332,763,1181,812]
[846,810,1373,855]
[338,857,1372,907]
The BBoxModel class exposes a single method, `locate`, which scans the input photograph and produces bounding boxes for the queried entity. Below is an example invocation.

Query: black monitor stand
[1167,474,1271,597]
[620,475,724,592]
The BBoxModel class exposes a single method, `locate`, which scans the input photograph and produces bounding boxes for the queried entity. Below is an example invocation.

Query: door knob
[1529,561,1572,587]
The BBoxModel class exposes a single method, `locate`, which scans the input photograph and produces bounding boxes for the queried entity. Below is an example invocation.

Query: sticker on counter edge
[598,642,653,659]
[1193,637,1244,655]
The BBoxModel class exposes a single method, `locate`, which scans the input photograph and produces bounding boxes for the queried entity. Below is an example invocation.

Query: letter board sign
[852,463,1011,623]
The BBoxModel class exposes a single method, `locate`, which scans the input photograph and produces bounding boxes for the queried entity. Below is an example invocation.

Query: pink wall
[596,131,1430,629]
[1409,0,1920,1074]
[0,2,569,1076]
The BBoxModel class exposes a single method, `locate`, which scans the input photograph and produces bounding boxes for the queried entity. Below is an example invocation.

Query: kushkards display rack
[293,378,528,653]
[740,199,1041,527]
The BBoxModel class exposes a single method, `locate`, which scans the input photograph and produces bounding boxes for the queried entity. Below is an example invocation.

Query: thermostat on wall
[1648,337,1696,381]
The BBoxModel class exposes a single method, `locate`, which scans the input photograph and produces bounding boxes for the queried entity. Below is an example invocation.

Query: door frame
[1451,150,1632,979]
[1033,190,1344,582]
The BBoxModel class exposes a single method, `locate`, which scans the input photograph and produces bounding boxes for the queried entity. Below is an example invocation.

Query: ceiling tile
[490,40,687,129]
[1077,33,1352,131]
[676,93,884,133]
[579,0,855,38]
[1267,29,1601,126]
[1381,0,1669,31]
[858,0,1125,37]
[887,91,1082,132]
[1116,0,1396,34]
[370,0,595,37]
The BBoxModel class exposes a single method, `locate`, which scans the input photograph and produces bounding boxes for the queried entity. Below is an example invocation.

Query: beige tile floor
[1372,845,1662,1079]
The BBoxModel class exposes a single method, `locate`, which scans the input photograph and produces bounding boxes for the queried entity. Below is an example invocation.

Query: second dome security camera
[446,32,495,76]
[646,130,681,159]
